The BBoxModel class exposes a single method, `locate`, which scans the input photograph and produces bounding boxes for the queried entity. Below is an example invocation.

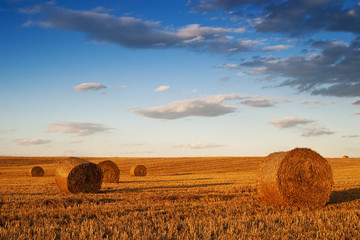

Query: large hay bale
[98,160,120,183]
[257,148,333,208]
[343,155,349,158]
[130,165,147,176]
[29,166,44,177]
[55,157,103,194]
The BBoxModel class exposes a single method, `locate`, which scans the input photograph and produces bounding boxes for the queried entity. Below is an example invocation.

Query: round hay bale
[55,157,103,194]
[130,165,147,176]
[29,166,44,177]
[257,148,333,208]
[98,160,120,183]
[343,155,349,158]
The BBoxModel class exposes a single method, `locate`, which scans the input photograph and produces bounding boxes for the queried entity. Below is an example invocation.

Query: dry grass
[1,156,360,239]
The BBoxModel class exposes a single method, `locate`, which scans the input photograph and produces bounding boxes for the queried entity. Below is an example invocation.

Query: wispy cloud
[15,138,52,146]
[241,39,360,97]
[301,127,335,137]
[301,100,320,105]
[269,116,315,129]
[136,94,249,119]
[240,98,284,108]
[74,82,107,91]
[261,45,292,51]
[342,134,359,138]
[216,63,242,70]
[355,111,360,115]
[269,116,335,137]
[154,85,170,92]
[194,0,360,35]
[119,142,146,147]
[20,2,252,53]
[47,122,112,136]
[172,142,226,149]
[352,99,360,105]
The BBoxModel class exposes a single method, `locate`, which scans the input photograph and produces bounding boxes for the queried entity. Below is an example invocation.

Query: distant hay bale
[29,166,44,177]
[257,148,333,208]
[130,165,147,176]
[343,155,349,158]
[98,160,120,183]
[55,157,103,194]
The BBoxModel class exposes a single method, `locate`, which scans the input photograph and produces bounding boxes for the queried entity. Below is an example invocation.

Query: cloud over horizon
[136,94,249,119]
[301,127,335,137]
[15,138,52,146]
[269,116,315,129]
[47,122,112,136]
[172,142,226,149]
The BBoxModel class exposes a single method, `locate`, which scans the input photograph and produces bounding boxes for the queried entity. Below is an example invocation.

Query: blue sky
[1,0,360,157]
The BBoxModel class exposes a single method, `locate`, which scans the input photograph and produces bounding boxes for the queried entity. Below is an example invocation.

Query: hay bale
[98,160,120,183]
[29,166,44,177]
[55,157,103,194]
[130,165,147,176]
[257,148,333,208]
[343,155,349,158]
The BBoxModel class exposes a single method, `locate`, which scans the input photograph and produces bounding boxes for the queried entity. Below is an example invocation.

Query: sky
[1,0,360,157]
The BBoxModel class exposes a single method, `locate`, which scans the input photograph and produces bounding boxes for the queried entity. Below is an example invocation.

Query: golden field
[1,155,360,239]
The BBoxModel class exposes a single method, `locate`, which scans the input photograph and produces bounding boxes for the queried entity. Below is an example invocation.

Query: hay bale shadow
[328,188,360,204]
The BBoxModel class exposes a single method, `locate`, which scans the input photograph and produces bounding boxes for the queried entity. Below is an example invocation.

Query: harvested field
[1,156,360,239]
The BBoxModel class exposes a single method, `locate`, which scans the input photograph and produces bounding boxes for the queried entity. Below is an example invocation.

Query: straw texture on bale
[29,166,44,177]
[55,157,103,194]
[130,165,147,176]
[257,148,333,208]
[98,160,120,183]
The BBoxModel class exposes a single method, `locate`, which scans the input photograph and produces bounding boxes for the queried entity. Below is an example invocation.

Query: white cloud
[15,138,52,146]
[74,82,107,91]
[248,67,268,75]
[154,85,170,92]
[172,142,226,149]
[216,63,242,70]
[176,24,232,39]
[262,44,292,51]
[269,116,315,129]
[47,122,112,136]
[136,94,249,119]
[120,85,130,88]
